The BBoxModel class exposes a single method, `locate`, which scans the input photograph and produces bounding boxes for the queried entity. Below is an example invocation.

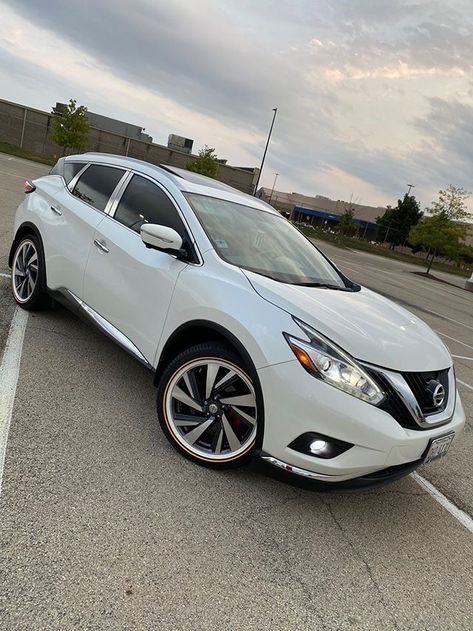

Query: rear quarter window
[64,162,86,185]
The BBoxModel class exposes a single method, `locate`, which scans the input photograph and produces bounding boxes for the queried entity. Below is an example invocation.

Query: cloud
[1,0,473,208]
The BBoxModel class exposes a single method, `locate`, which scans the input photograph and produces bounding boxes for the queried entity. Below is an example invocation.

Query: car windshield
[186,194,347,287]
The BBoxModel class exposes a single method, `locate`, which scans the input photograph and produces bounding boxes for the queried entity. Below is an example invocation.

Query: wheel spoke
[205,364,219,399]
[229,405,256,427]
[28,276,35,293]
[213,425,224,454]
[19,277,29,298]
[182,371,201,403]
[222,413,241,452]
[219,394,255,407]
[174,413,207,427]
[172,385,204,412]
[183,417,215,445]
[28,252,38,266]
[213,369,237,392]
[15,256,25,274]
[21,247,28,269]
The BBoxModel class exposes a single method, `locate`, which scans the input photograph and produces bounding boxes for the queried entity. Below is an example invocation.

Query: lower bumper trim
[260,455,359,482]
[258,452,422,492]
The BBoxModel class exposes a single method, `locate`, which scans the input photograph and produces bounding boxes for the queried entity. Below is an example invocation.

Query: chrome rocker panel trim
[63,289,153,370]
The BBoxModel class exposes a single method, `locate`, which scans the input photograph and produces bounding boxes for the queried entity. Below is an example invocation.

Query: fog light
[288,432,353,459]
[309,439,328,453]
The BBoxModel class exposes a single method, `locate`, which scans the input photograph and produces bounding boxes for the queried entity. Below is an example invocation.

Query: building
[257,187,384,235]
[52,103,153,142]
[0,98,259,194]
[257,187,473,246]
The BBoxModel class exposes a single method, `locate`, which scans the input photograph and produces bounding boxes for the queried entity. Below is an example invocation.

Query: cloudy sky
[1,0,473,209]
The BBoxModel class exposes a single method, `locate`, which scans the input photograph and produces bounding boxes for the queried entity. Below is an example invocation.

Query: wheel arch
[8,222,44,268]
[155,320,265,447]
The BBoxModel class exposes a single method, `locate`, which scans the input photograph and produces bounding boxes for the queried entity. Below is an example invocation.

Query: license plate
[423,433,455,464]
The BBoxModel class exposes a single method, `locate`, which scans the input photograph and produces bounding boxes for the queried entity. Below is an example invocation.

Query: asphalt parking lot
[0,152,472,630]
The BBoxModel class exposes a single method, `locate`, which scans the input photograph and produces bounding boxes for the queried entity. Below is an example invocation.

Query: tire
[157,342,260,469]
[11,234,50,310]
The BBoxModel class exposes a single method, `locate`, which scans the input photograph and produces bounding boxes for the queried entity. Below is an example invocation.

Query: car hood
[243,271,451,372]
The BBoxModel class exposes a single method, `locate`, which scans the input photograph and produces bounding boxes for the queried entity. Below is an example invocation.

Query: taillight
[24,180,36,194]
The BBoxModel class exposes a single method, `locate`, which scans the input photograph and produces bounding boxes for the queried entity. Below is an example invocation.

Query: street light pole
[269,172,279,204]
[253,107,278,196]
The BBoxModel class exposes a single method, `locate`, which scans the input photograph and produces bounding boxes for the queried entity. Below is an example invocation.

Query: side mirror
[140,224,183,252]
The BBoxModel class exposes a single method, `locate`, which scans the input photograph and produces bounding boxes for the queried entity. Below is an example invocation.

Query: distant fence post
[19,107,27,148]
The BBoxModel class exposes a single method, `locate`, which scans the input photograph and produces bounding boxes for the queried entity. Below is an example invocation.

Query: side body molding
[63,289,153,370]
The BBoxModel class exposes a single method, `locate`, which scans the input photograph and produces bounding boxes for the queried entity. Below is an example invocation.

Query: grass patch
[299,225,472,278]
[0,142,55,166]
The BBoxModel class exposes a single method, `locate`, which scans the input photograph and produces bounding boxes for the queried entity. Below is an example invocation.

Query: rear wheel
[11,235,50,310]
[157,342,259,468]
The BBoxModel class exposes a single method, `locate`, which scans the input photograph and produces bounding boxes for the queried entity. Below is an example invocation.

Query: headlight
[284,318,385,405]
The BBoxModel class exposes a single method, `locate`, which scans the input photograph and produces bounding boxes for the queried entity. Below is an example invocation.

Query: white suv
[9,153,465,489]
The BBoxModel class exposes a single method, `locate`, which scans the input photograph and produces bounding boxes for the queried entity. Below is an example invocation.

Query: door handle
[50,205,62,215]
[93,239,109,253]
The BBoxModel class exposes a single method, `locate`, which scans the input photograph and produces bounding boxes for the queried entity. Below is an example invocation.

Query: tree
[376,194,422,249]
[409,186,471,273]
[50,99,89,155]
[186,145,219,178]
[427,184,471,220]
[337,208,357,236]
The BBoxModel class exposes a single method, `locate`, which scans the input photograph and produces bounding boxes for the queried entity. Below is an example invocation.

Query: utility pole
[269,172,279,204]
[253,107,278,195]
[407,183,415,196]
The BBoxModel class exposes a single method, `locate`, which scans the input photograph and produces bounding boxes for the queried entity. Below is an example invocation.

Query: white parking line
[452,355,473,361]
[0,308,28,496]
[412,473,473,534]
[435,332,473,351]
[457,379,473,392]
[0,169,25,179]
[0,272,11,278]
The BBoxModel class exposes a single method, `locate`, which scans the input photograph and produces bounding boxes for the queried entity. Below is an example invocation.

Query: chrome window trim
[372,365,456,429]
[106,171,133,216]
[104,170,132,216]
[106,169,203,266]
[67,162,90,191]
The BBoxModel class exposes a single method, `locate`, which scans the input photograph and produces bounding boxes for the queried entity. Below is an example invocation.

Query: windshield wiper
[295,282,352,290]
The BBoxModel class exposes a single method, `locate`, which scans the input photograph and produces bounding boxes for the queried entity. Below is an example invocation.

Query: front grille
[365,366,451,431]
[402,369,449,415]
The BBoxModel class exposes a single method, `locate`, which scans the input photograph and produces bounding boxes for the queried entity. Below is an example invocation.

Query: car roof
[65,152,279,215]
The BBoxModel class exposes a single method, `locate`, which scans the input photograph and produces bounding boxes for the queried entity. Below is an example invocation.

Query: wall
[0,98,259,194]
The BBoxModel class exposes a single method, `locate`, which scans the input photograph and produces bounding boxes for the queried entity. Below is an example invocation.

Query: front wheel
[157,343,259,468]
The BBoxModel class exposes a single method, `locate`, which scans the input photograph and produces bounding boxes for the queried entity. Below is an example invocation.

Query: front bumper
[257,360,466,486]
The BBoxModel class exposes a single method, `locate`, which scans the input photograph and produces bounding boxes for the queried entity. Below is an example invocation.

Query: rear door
[44,162,127,297]
[83,173,190,364]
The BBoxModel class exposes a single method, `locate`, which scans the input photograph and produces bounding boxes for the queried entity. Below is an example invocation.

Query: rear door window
[72,164,126,212]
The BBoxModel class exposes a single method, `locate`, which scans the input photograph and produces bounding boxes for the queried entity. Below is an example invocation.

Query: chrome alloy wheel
[12,239,39,303]
[164,358,257,462]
